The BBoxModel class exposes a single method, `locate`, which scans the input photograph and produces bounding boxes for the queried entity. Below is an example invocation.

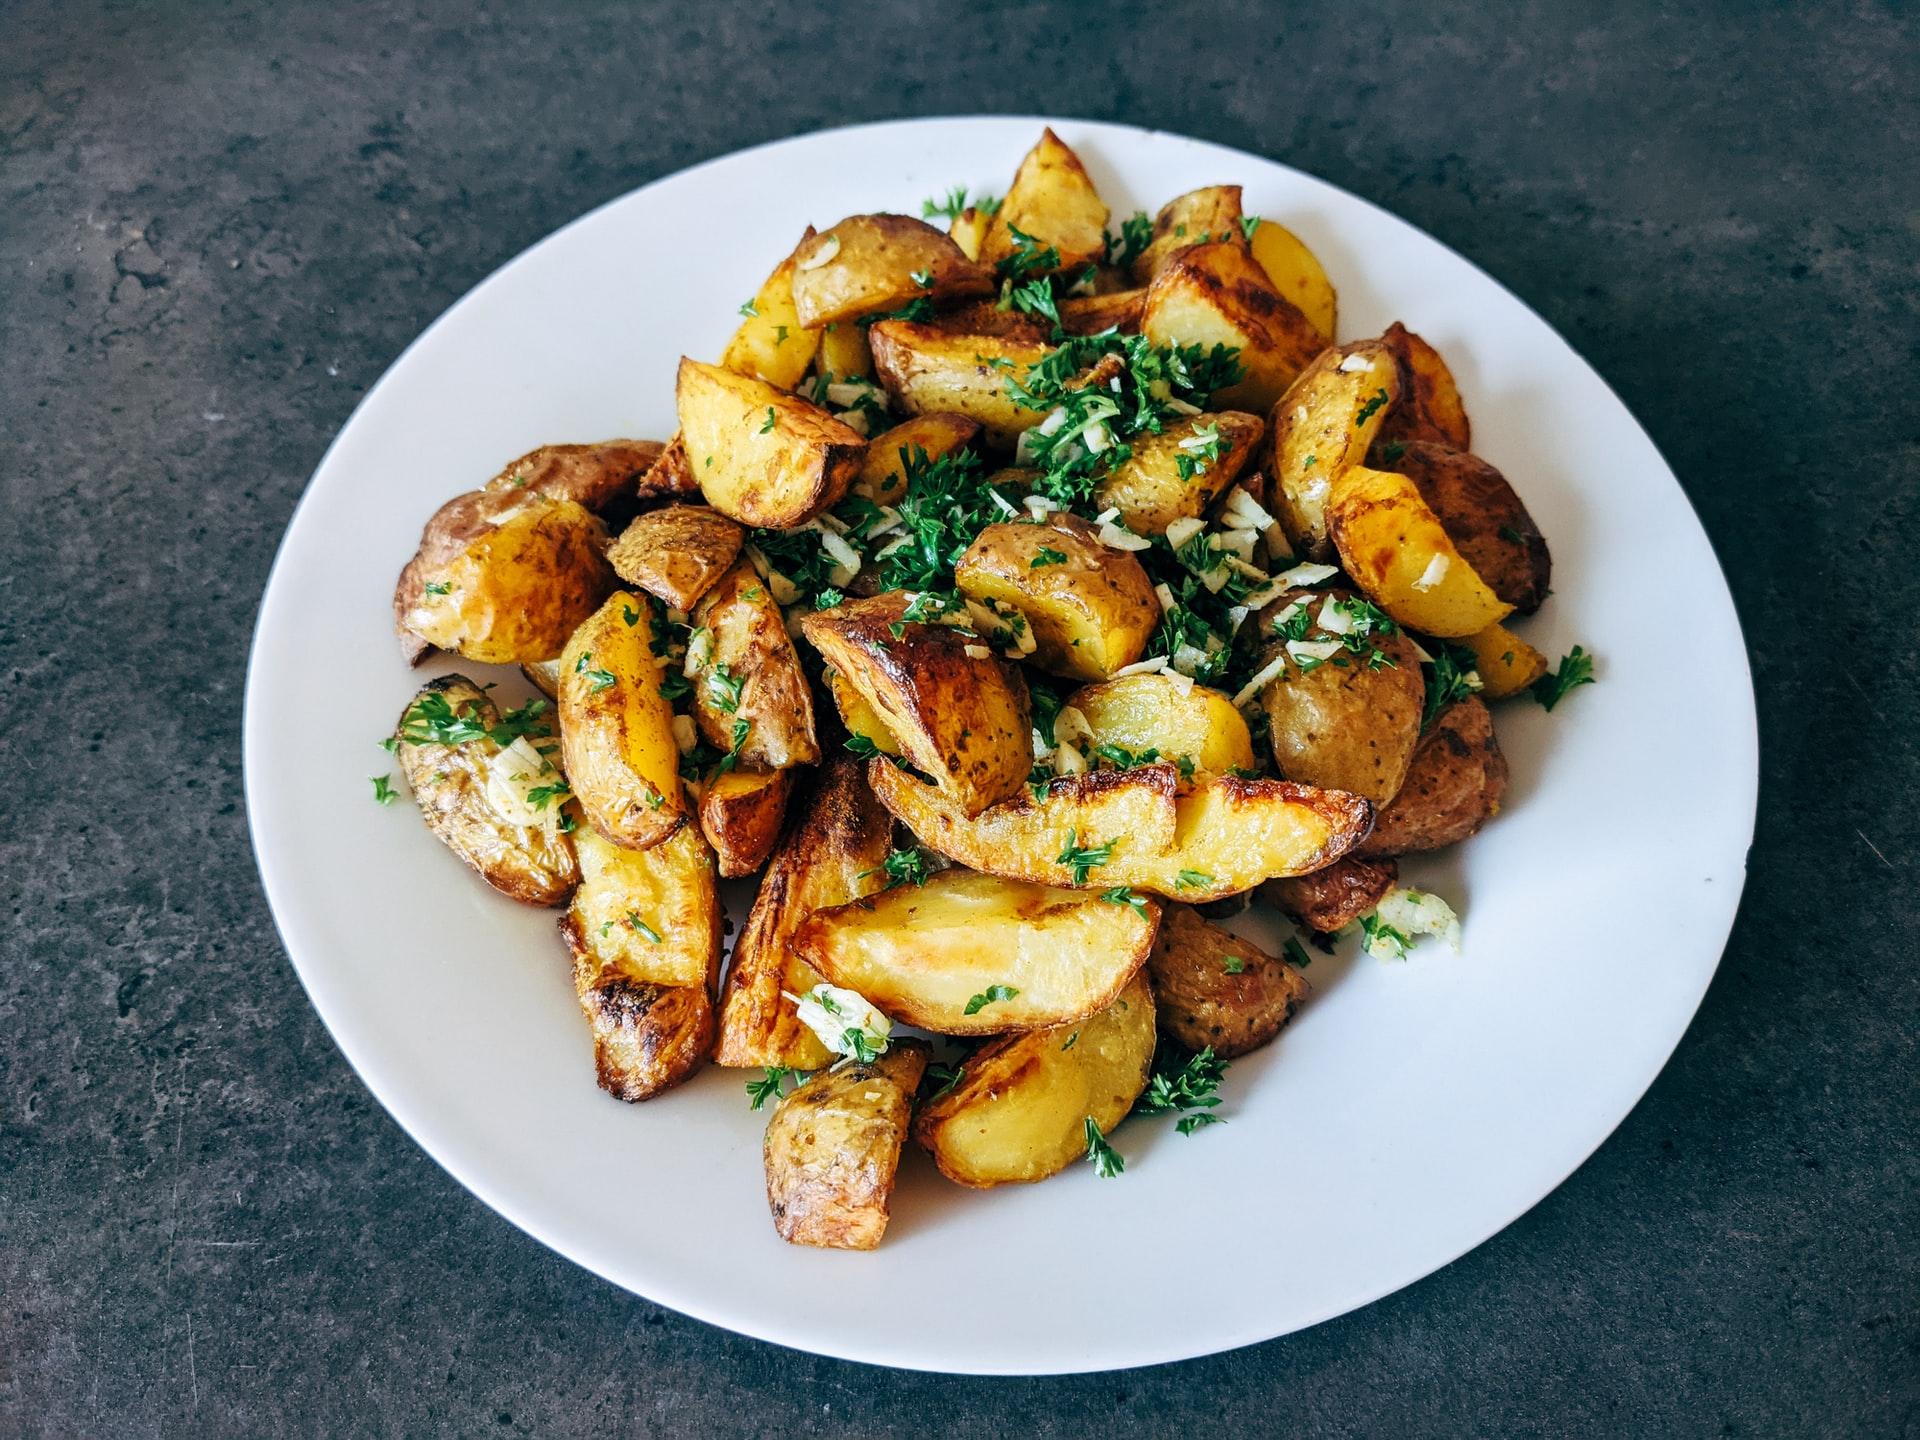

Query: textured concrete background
[2,1,1915,1434]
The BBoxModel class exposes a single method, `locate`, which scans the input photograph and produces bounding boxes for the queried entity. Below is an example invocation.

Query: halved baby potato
[697,765,793,878]
[1147,903,1309,1057]
[1065,673,1256,782]
[1358,696,1508,858]
[790,215,995,329]
[606,504,744,612]
[1089,409,1265,536]
[1247,219,1336,345]
[1141,240,1326,416]
[689,560,820,771]
[856,413,982,507]
[1268,339,1401,559]
[868,321,1056,449]
[1258,853,1398,933]
[1384,442,1552,614]
[1372,322,1470,453]
[480,439,668,515]
[676,357,866,529]
[559,589,688,849]
[1130,184,1247,285]
[1457,621,1548,698]
[1325,466,1516,637]
[562,821,721,990]
[980,127,1110,275]
[719,226,823,390]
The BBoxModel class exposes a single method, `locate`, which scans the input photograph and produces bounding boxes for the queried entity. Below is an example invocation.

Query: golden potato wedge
[689,560,821,770]
[563,821,720,989]
[914,970,1156,1188]
[482,439,668,514]
[1064,673,1255,781]
[856,413,982,507]
[797,868,1160,1035]
[1372,322,1470,453]
[392,676,579,906]
[1089,409,1265,535]
[1359,696,1508,857]
[953,513,1158,681]
[822,666,903,754]
[867,320,1055,449]
[1141,241,1326,416]
[764,1042,929,1250]
[605,504,744,612]
[790,215,996,329]
[949,205,991,261]
[559,590,688,849]
[697,765,792,878]
[636,433,702,500]
[1057,287,1146,336]
[1150,775,1376,900]
[1458,622,1548,698]
[567,947,714,1103]
[1258,854,1399,933]
[719,227,822,390]
[1385,442,1552,614]
[801,593,1031,817]
[393,489,612,666]
[676,357,866,529]
[980,127,1110,275]
[1325,465,1516,636]
[1267,340,1401,559]
[1130,184,1246,284]
[1147,904,1309,1057]
[817,318,874,380]
[1248,220,1336,344]
[717,758,898,1071]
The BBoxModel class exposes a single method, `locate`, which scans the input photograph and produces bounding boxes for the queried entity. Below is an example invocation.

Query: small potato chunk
[393,676,579,906]
[791,215,996,329]
[764,1043,928,1250]
[802,593,1031,817]
[720,228,823,390]
[797,868,1160,1035]
[563,822,721,990]
[606,504,744,612]
[1359,697,1508,857]
[1058,288,1146,335]
[914,971,1156,1188]
[981,127,1110,275]
[1372,322,1470,453]
[822,666,903,754]
[568,950,714,1102]
[1130,184,1246,285]
[1147,904,1309,1057]
[857,413,982,507]
[1258,854,1398,933]
[1141,241,1325,416]
[1386,442,1552,614]
[1268,340,1401,560]
[394,489,612,666]
[1090,410,1265,536]
[697,765,792,878]
[868,321,1055,449]
[676,358,866,529]
[954,513,1158,681]
[482,439,668,515]
[949,205,991,261]
[717,758,898,1071]
[690,561,820,770]
[1326,466,1516,637]
[818,319,875,380]
[636,434,702,501]
[1458,622,1548,698]
[1248,220,1336,344]
[1065,673,1255,782]
[559,590,688,849]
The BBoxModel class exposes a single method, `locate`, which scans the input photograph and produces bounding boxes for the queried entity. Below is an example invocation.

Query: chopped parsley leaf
[369,774,398,805]
[1284,936,1313,969]
[737,298,758,318]
[1174,868,1214,891]
[746,1067,795,1110]
[862,846,931,889]
[963,984,1020,1016]
[1100,885,1149,918]
[759,406,777,434]
[1132,1044,1227,1126]
[925,1062,966,1101]
[1238,214,1262,242]
[423,581,450,595]
[1084,1117,1125,1177]
[1531,645,1596,711]
[1030,547,1069,567]
[1056,830,1116,885]
[1353,387,1391,426]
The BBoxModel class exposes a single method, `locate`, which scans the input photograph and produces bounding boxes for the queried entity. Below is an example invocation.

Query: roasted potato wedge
[868,321,1055,449]
[1065,673,1256,782]
[791,215,995,329]
[559,590,688,849]
[676,357,866,529]
[720,227,822,390]
[802,593,1031,816]
[1141,240,1325,416]
[392,676,579,906]
[689,560,821,770]
[1258,854,1398,932]
[1090,409,1265,536]
[1058,288,1146,335]
[563,822,721,989]
[1147,904,1309,1057]
[567,949,714,1103]
[856,413,982,507]
[1325,465,1516,637]
[482,439,668,515]
[913,971,1156,1188]
[1359,697,1508,857]
[764,1043,929,1250]
[954,512,1158,681]
[949,204,991,261]
[606,504,744,612]
[1268,340,1401,559]
[797,868,1160,1035]
[393,489,612,665]
[817,318,874,381]
[1458,622,1548,698]
[697,765,792,878]
[980,127,1110,275]
[638,433,701,500]
[1130,184,1246,284]
[1386,442,1551,614]
[1248,220,1336,344]
[1372,322,1470,453]
[717,758,897,1071]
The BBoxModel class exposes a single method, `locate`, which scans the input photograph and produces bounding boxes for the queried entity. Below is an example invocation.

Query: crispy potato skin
[565,823,721,989]
[1141,241,1325,416]
[1326,465,1516,637]
[697,765,792,878]
[606,504,744,612]
[1387,442,1551,614]
[720,228,822,390]
[802,593,1032,817]
[393,676,580,905]
[559,590,688,850]
[981,127,1110,274]
[676,358,866,528]
[482,439,668,514]
[791,215,995,329]
[1359,697,1508,857]
[394,489,612,666]
[564,928,714,1102]
[1248,220,1336,344]
[857,413,982,507]
[1058,288,1146,336]
[797,868,1160,1035]
[913,971,1156,1188]
[1090,410,1265,536]
[637,434,702,500]
[1372,322,1470,453]
[764,1043,928,1250]
[691,561,821,770]
[1458,622,1548,698]
[1065,673,1256,782]
[717,758,899,1071]
[1147,905,1309,1058]
[868,321,1055,449]
[954,513,1158,681]
[1268,340,1400,560]
[1258,854,1398,932]
[1130,184,1246,284]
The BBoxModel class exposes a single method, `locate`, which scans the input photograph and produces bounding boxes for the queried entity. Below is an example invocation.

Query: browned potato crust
[482,439,668,514]
[636,434,702,500]
[790,215,995,329]
[606,504,744,612]
[720,227,822,390]
[764,1043,929,1250]
[856,413,982,507]
[1372,322,1471,453]
[1141,241,1325,416]
[1058,288,1146,335]
[1090,410,1265,536]
[980,127,1111,275]
[1386,442,1551,614]
[559,590,688,850]
[1267,340,1401,560]
[919,299,1055,344]
[676,358,866,528]
[1359,696,1508,857]
[564,822,721,989]
[564,929,714,1102]
[1146,904,1309,1057]
[697,765,792,878]
[868,321,1055,449]
[690,560,821,770]
[1247,220,1336,344]
[1130,184,1247,284]
[1258,854,1399,932]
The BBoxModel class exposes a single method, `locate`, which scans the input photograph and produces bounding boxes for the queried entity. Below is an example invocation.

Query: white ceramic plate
[245,116,1757,1374]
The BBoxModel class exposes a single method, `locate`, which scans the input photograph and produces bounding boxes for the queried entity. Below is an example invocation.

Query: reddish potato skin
[1358,698,1508,857]
[1258,855,1398,933]
[1146,905,1309,1058]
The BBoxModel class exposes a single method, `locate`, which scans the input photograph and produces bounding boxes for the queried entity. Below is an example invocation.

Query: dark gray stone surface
[2,1,1914,1433]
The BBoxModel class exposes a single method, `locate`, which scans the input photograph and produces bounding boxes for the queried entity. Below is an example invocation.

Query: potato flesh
[676,358,865,529]
[1269,340,1400,560]
[697,766,793,878]
[1249,220,1336,344]
[1326,466,1516,637]
[1089,409,1265,536]
[818,319,874,380]
[790,215,995,329]
[1065,673,1255,781]
[868,321,1054,450]
[565,822,720,989]
[1141,241,1325,417]
[981,127,1111,274]
[1131,185,1246,285]
[1458,622,1547,698]
[764,1045,928,1249]
[1147,904,1308,1058]
[690,560,820,770]
[797,868,1159,1035]
[856,413,982,507]
[823,667,903,754]
[948,206,991,261]
[559,590,688,849]
[719,228,821,390]
[606,504,744,612]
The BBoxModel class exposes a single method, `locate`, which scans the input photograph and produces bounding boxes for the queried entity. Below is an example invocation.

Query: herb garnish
[746,1067,795,1110]
[1056,830,1116,884]
[1083,1117,1125,1177]
[1531,645,1596,711]
[963,984,1020,1016]
[370,774,398,805]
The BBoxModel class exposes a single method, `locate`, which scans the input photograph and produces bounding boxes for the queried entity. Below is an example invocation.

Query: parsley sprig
[1531,645,1596,711]
[1056,830,1116,885]
[400,692,552,749]
[1133,1044,1227,1134]
[1083,1117,1125,1177]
